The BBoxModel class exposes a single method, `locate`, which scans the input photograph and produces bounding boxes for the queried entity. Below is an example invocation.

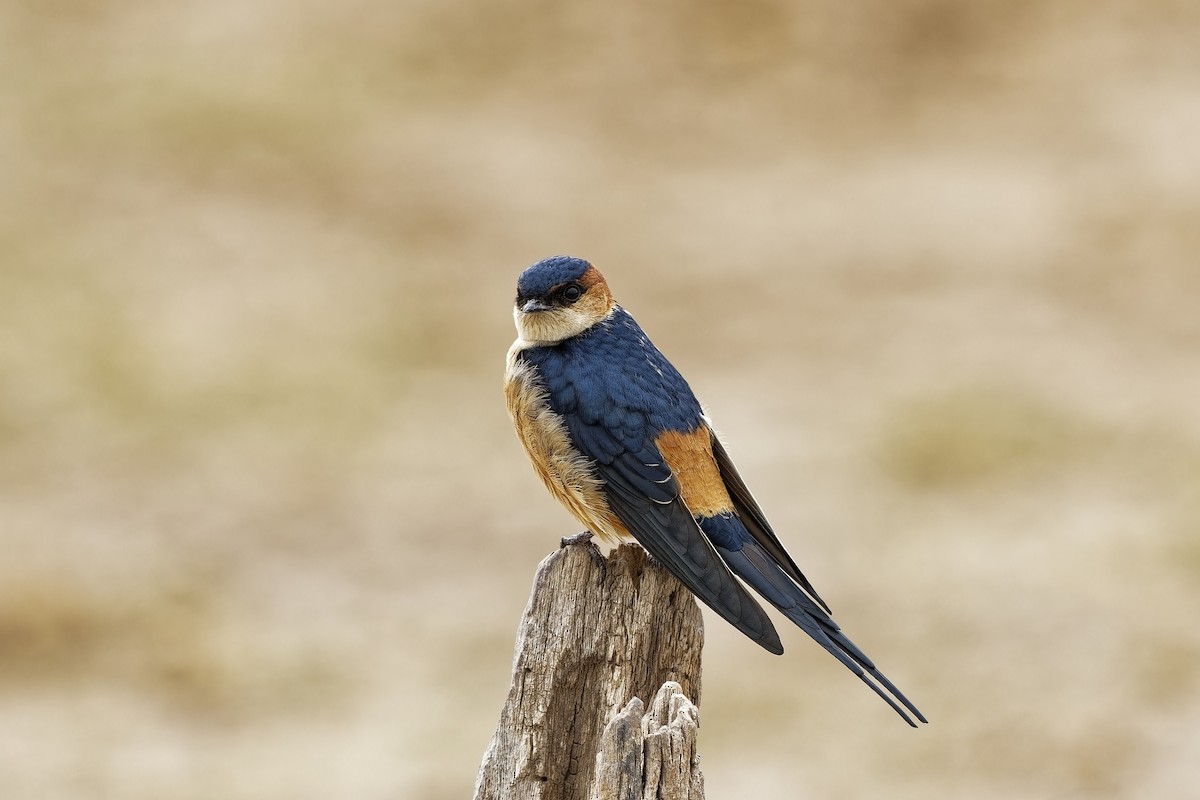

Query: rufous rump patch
[655,426,734,517]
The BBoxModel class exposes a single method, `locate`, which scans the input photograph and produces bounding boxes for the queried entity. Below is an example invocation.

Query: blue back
[518,308,703,453]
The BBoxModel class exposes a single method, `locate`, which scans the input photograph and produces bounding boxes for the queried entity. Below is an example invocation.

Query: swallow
[504,255,926,727]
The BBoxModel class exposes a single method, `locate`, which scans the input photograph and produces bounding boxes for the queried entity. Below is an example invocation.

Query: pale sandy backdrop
[3,2,1200,799]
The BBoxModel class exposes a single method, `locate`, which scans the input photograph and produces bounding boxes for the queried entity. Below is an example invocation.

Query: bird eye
[560,283,584,304]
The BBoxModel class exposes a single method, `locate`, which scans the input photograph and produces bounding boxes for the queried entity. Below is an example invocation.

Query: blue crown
[516,255,592,302]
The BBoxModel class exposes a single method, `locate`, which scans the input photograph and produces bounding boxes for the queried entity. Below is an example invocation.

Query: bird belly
[504,345,631,544]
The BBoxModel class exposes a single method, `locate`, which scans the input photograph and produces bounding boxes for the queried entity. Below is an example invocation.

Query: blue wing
[565,411,784,654]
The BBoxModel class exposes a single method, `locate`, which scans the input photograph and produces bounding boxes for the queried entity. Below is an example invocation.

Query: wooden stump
[473,537,705,800]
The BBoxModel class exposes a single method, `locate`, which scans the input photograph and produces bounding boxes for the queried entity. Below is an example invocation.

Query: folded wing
[565,413,784,654]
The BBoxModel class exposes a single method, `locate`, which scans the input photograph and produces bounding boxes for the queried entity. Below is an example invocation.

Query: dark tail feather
[827,629,928,725]
[719,539,927,726]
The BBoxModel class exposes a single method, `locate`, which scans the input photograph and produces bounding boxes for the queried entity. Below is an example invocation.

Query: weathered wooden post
[473,536,706,800]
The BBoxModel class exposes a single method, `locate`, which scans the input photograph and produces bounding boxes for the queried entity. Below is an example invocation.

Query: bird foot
[560,530,594,548]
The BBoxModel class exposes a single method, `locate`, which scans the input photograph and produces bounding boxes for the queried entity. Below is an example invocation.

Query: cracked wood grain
[473,539,705,800]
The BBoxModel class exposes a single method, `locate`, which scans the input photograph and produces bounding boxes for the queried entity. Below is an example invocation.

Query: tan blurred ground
[3,2,1200,798]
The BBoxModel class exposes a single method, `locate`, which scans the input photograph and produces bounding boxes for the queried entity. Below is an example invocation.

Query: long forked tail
[709,521,927,726]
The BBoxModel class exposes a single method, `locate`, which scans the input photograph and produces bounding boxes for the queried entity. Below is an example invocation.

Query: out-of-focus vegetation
[3,2,1199,798]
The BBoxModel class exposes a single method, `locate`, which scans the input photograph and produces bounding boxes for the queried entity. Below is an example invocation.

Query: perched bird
[504,255,926,727]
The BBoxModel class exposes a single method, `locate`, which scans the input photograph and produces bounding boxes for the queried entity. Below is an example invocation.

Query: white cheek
[514,309,544,342]
[514,308,590,345]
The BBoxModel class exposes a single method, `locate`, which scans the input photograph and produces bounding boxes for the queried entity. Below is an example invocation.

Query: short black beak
[521,298,553,313]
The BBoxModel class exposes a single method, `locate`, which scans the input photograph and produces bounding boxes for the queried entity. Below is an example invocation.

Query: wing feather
[708,427,832,614]
[563,414,784,653]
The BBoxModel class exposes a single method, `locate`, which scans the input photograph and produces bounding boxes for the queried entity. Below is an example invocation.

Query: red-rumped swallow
[504,256,926,726]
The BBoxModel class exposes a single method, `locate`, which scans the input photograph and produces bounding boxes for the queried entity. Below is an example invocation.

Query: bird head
[513,256,615,344]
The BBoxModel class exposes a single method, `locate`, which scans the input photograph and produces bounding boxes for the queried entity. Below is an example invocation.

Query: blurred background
[3,1,1199,798]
